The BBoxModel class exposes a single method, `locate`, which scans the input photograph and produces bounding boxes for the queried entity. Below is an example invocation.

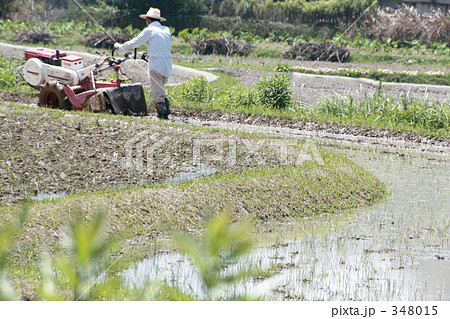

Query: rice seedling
[173,210,254,300]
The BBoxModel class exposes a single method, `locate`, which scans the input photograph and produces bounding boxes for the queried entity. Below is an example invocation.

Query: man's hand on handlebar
[112,45,147,62]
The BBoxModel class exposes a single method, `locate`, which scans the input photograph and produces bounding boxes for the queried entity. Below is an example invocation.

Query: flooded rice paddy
[123,140,449,300]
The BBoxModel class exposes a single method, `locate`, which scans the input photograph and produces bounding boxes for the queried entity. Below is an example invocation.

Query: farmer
[114,7,172,119]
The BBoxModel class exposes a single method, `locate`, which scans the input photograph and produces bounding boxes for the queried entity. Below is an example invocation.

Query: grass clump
[172,74,292,111]
[0,57,32,92]
[256,74,292,110]
[174,211,255,300]
[178,76,214,103]
[312,94,450,135]
[217,83,257,110]
[171,74,449,138]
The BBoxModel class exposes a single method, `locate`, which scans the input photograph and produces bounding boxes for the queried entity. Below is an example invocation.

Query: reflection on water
[166,163,217,184]
[32,192,66,201]
[123,143,450,300]
[415,260,450,298]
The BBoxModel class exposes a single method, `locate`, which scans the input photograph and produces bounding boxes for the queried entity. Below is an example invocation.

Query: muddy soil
[0,106,305,206]
[0,91,36,105]
[0,107,162,206]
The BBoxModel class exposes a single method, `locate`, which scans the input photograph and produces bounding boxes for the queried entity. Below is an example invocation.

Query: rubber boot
[165,97,171,115]
[155,102,167,119]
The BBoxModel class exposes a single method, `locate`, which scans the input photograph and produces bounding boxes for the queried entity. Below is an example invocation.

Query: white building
[404,0,450,13]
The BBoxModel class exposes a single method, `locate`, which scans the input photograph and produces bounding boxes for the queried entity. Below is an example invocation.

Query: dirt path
[173,53,450,74]
[0,105,325,206]
[212,67,450,105]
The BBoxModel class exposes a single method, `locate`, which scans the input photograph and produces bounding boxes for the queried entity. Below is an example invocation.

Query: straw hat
[139,7,166,21]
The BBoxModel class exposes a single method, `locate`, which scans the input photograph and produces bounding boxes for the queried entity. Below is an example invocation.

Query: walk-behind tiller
[20,47,147,116]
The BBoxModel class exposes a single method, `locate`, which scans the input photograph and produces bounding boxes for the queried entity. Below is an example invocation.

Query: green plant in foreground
[0,207,28,301]
[38,207,258,300]
[40,208,115,301]
[173,210,254,300]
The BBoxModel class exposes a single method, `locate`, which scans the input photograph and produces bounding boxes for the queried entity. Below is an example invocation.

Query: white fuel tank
[23,58,79,87]
[23,58,45,86]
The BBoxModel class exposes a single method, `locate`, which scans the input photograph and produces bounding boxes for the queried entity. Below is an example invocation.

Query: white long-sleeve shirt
[119,21,172,78]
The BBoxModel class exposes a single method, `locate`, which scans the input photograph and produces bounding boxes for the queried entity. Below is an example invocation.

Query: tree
[0,0,17,19]
[111,0,205,28]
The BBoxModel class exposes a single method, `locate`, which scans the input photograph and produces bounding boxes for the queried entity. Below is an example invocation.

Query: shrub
[256,74,292,110]
[218,84,257,110]
[178,76,214,104]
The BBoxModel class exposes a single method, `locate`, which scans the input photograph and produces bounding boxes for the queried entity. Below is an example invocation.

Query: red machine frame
[63,76,122,111]
[22,47,148,116]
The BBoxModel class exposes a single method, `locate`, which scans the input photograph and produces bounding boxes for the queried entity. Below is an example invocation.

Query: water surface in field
[123,142,450,300]
[31,191,66,201]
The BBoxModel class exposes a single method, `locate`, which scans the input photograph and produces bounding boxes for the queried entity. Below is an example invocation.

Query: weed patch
[0,57,33,92]
[312,94,450,135]
[169,74,450,139]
